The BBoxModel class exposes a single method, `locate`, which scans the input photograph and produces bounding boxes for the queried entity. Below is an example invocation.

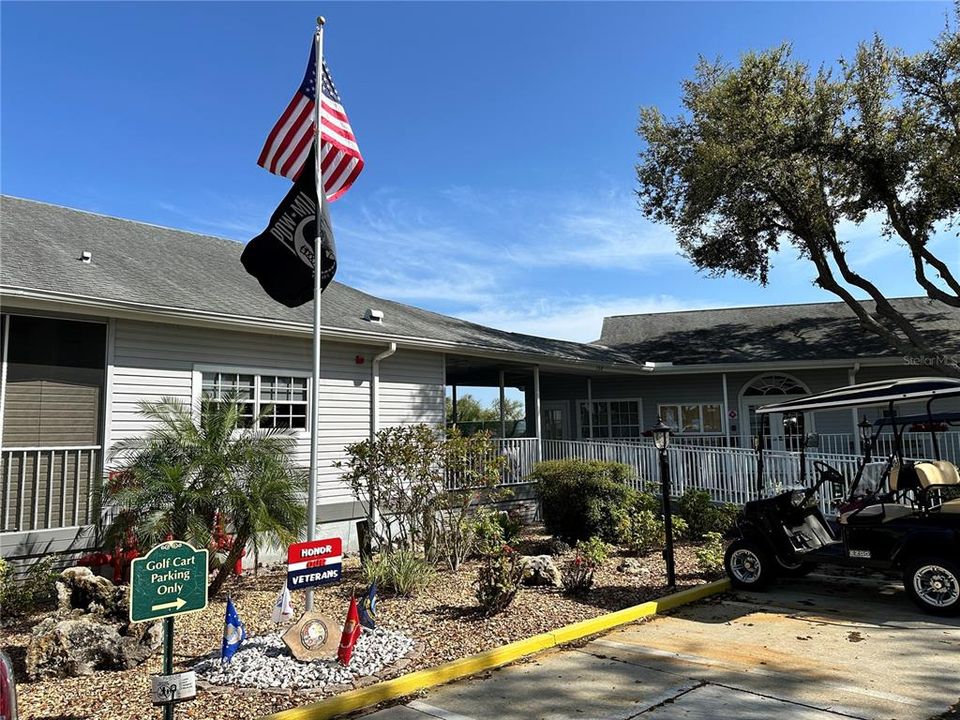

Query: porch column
[722,373,731,446]
[533,366,542,461]
[499,370,506,438]
[451,384,458,427]
[849,365,861,455]
[587,378,593,440]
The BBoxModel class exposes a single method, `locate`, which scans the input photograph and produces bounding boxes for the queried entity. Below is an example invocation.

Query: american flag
[257,42,364,201]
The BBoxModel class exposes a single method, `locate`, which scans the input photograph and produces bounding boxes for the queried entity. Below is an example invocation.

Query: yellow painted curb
[260,578,731,720]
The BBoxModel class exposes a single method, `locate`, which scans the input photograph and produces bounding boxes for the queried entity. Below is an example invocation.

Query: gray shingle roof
[0,196,634,367]
[599,297,960,365]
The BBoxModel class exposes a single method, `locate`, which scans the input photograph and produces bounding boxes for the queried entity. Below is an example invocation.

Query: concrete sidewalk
[360,571,960,720]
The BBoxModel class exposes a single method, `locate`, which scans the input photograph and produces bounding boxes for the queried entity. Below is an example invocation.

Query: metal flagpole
[306,15,325,613]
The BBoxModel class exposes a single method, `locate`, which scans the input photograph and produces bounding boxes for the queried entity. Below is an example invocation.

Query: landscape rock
[617,558,651,576]
[520,555,562,586]
[194,627,414,690]
[26,567,161,679]
[55,566,128,620]
[26,615,162,679]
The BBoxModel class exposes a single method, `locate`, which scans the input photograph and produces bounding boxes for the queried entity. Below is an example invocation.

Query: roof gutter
[0,285,641,375]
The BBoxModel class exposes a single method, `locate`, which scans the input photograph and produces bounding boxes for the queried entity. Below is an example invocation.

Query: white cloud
[458,294,712,343]
[324,184,703,341]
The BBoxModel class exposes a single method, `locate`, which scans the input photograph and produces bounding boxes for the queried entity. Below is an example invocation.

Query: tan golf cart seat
[838,461,922,525]
[916,460,960,514]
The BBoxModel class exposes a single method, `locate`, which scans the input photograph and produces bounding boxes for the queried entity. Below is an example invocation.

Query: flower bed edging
[260,578,731,720]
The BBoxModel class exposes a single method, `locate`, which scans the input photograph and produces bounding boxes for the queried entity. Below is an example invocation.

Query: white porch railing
[1,446,102,532]
[541,438,869,517]
[799,431,960,461]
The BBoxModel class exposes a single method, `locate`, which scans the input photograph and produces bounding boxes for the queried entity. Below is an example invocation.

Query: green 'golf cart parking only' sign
[129,541,209,623]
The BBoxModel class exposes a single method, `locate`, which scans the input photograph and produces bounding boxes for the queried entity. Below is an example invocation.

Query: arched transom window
[743,374,807,397]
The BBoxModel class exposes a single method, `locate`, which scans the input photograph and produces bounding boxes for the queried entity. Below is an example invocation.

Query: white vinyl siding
[110,319,444,507]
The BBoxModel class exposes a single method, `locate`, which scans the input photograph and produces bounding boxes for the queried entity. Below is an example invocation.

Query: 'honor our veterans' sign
[287,537,342,590]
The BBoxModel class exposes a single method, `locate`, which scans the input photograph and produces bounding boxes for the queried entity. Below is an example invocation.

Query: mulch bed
[4,530,714,720]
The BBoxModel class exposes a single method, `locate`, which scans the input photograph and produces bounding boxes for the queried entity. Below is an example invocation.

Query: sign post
[130,541,208,719]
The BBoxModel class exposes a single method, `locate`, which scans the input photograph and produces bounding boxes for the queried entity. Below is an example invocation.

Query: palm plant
[103,397,306,595]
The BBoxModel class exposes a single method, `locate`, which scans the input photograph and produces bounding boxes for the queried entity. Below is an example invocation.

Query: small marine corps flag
[336,595,362,666]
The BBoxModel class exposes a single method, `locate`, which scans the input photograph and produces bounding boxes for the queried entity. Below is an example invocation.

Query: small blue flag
[221,597,246,664]
[358,583,377,630]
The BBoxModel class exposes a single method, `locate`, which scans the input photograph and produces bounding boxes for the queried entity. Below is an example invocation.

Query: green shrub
[475,544,524,615]
[532,460,635,543]
[497,507,525,545]
[362,549,435,596]
[696,532,726,576]
[617,489,689,555]
[677,490,739,538]
[562,536,609,595]
[472,506,505,557]
[0,557,58,618]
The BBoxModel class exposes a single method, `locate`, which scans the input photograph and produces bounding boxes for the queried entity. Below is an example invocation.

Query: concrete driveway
[361,570,960,720]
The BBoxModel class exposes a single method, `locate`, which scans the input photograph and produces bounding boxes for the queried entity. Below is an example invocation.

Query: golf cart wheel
[724,539,774,590]
[903,556,960,616]
[775,556,817,577]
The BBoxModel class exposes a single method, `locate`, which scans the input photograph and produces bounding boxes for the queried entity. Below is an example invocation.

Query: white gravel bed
[194,627,415,689]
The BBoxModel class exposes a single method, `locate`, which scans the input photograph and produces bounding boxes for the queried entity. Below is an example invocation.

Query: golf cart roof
[873,411,960,428]
[756,377,960,415]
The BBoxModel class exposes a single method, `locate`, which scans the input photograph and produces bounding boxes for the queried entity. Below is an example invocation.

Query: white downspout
[369,342,397,541]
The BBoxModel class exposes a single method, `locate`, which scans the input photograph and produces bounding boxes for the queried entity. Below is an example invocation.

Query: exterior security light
[651,417,672,451]
[858,417,872,447]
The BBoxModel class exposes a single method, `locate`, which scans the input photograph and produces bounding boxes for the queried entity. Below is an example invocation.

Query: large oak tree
[636,9,959,376]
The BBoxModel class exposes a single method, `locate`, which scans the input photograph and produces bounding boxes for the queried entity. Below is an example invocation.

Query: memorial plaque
[151,670,197,705]
[282,610,340,661]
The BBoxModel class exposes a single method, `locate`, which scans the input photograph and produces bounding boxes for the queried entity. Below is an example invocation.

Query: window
[200,371,308,430]
[658,403,723,434]
[578,400,642,439]
[2,315,106,447]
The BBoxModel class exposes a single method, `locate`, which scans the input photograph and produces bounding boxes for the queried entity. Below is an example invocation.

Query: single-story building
[539,298,960,454]
[0,196,639,563]
[2,195,957,564]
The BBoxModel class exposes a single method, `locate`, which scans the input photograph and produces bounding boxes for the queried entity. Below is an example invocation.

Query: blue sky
[2,0,957,357]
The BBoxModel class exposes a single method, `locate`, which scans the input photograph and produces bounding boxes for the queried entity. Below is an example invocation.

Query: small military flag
[241,146,337,307]
[358,583,377,630]
[271,583,294,624]
[221,597,246,664]
[336,595,362,666]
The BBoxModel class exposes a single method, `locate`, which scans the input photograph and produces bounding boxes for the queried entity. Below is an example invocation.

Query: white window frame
[576,398,644,440]
[191,364,312,434]
[658,401,724,435]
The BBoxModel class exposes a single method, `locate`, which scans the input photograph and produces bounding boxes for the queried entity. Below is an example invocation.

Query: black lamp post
[651,417,676,588]
[752,426,765,493]
[858,417,873,463]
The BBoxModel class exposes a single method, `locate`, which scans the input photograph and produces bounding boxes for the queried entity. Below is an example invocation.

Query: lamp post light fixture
[858,417,873,462]
[650,417,676,588]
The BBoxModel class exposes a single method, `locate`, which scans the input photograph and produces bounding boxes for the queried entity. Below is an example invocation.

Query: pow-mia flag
[242,147,337,307]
